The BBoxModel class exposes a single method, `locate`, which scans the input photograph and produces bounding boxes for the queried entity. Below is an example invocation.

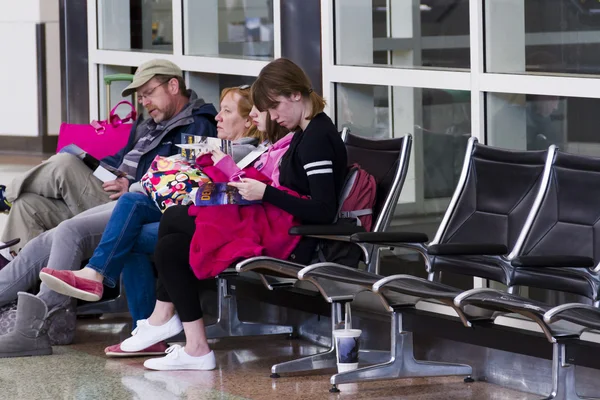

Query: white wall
[0,0,61,137]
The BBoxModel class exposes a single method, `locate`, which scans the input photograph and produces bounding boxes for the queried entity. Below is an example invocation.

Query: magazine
[177,134,233,162]
[236,143,268,169]
[194,181,261,206]
[59,144,127,183]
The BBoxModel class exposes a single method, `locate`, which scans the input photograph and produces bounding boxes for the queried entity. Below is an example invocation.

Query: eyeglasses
[137,80,169,104]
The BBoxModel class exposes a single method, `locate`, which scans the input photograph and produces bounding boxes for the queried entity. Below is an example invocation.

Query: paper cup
[333,329,361,373]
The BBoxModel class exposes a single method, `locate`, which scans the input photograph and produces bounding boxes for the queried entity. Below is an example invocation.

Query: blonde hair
[220,86,264,142]
[251,58,325,121]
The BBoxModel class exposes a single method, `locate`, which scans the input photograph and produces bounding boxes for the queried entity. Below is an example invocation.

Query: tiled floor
[0,155,540,399]
[0,316,541,400]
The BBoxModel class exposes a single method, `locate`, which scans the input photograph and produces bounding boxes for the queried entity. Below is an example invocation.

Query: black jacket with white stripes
[263,112,348,264]
[264,112,347,224]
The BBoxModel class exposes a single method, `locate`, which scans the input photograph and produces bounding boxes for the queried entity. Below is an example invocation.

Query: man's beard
[148,105,173,123]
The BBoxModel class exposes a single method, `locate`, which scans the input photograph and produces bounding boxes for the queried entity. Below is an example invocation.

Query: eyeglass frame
[136,78,173,104]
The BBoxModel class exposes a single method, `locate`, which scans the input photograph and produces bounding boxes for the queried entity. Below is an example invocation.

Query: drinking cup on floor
[333,328,361,373]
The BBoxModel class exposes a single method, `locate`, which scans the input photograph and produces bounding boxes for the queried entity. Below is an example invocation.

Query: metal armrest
[349,231,429,245]
[428,243,508,256]
[512,255,595,269]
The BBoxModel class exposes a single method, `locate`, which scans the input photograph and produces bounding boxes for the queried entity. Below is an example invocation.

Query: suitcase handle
[104,73,134,85]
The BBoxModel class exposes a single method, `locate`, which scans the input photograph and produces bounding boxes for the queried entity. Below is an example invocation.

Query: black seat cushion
[430,255,511,284]
[511,267,596,299]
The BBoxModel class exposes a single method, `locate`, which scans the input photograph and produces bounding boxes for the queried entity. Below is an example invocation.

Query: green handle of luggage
[104,74,134,85]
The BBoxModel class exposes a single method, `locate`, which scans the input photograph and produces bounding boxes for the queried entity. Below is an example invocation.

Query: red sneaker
[39,268,103,302]
[105,342,168,358]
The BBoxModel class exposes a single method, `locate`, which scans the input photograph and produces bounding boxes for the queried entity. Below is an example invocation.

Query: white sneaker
[120,315,183,352]
[143,345,216,371]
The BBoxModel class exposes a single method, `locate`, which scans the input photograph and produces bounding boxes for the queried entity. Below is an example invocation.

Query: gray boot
[0,300,18,335]
[0,299,76,345]
[0,292,52,358]
[47,299,77,345]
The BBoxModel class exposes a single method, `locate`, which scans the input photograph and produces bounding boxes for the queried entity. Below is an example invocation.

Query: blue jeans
[87,193,162,287]
[121,222,159,323]
[86,193,163,322]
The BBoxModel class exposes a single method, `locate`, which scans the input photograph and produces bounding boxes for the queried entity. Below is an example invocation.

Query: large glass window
[486,0,600,75]
[335,0,470,70]
[187,72,256,110]
[98,0,173,53]
[336,83,471,216]
[487,92,600,156]
[184,0,275,60]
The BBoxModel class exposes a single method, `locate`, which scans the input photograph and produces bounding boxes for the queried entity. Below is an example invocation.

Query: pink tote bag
[57,101,137,160]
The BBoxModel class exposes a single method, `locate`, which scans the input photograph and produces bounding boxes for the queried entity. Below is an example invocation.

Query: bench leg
[271,301,349,376]
[271,344,337,377]
[204,278,293,339]
[330,312,472,390]
[269,301,391,377]
[545,342,597,400]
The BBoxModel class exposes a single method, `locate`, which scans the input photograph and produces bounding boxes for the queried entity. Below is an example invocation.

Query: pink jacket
[213,133,294,187]
[187,133,300,280]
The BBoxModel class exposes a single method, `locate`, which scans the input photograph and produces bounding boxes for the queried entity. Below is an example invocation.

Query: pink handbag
[57,101,137,160]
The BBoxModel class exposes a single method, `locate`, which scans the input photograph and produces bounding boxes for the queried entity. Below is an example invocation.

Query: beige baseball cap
[121,59,183,97]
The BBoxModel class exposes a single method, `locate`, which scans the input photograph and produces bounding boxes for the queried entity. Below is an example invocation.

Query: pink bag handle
[90,101,137,134]
[109,100,137,125]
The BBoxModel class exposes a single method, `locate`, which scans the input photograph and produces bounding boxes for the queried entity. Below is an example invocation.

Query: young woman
[0,86,268,359]
[111,58,348,371]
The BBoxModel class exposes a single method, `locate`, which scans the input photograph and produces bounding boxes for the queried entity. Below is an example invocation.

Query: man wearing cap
[0,59,217,257]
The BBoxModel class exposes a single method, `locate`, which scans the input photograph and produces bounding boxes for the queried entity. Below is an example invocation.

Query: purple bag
[57,101,137,160]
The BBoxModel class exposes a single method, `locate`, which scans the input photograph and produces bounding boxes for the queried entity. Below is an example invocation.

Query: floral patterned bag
[140,155,211,212]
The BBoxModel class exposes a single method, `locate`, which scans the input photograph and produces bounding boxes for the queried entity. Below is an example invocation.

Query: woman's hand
[210,148,227,164]
[228,178,267,201]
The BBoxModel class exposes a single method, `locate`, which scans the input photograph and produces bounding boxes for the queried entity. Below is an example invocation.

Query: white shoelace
[131,319,149,336]
[164,345,183,359]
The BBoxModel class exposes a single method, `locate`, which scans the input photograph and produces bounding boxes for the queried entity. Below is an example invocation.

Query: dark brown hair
[251,58,326,121]
[264,112,289,144]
